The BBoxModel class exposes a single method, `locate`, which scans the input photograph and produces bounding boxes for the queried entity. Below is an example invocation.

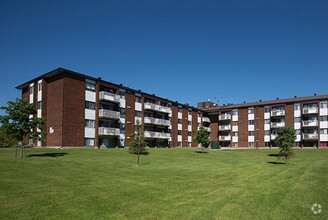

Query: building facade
[17,68,328,148]
[16,68,210,148]
[198,95,328,148]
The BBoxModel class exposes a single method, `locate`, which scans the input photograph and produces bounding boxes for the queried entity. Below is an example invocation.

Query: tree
[194,127,210,154]
[274,127,296,164]
[128,120,148,166]
[0,98,45,157]
[0,126,17,148]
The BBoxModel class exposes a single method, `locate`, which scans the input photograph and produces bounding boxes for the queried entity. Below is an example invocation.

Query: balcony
[144,117,171,126]
[303,107,318,114]
[271,122,285,128]
[219,115,231,120]
[271,110,285,117]
[219,135,231,141]
[99,91,120,103]
[302,120,318,127]
[99,109,120,119]
[303,133,318,140]
[98,127,120,136]
[144,103,171,114]
[219,125,231,130]
[144,131,171,139]
[203,117,210,123]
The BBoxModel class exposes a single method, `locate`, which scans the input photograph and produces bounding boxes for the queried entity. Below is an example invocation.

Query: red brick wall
[238,108,248,147]
[45,74,64,147]
[285,103,294,127]
[256,107,264,147]
[192,111,198,147]
[171,105,178,147]
[209,114,218,142]
[182,108,188,147]
[125,92,135,147]
[62,74,85,147]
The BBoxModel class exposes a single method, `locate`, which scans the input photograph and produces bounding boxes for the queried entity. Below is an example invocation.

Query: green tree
[194,127,210,154]
[128,120,148,166]
[274,127,296,164]
[0,98,45,157]
[0,126,17,148]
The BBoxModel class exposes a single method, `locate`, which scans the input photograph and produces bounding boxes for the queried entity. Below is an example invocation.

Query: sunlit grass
[0,148,327,219]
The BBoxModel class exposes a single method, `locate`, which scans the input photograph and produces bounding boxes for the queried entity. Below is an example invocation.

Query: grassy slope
[0,148,327,220]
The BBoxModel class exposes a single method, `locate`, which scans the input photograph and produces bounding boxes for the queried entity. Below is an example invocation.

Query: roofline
[16,67,202,111]
[203,94,328,113]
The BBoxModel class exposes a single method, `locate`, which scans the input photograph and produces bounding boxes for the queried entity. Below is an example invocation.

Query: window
[248,142,254,147]
[265,142,270,147]
[188,131,191,136]
[264,130,270,136]
[295,129,301,135]
[294,103,301,110]
[188,142,191,147]
[248,131,254,136]
[294,117,301,123]
[320,129,328,134]
[178,106,182,112]
[85,119,95,128]
[232,132,238,137]
[248,108,254,114]
[135,111,141,117]
[232,109,238,115]
[30,85,34,94]
[38,82,42,91]
[178,119,182,124]
[178,142,182,146]
[85,101,95,110]
[188,121,191,125]
[248,120,254,125]
[265,119,270,124]
[135,96,141,103]
[178,130,182,135]
[37,101,42,110]
[265,106,270,113]
[85,138,95,146]
[120,108,125,118]
[85,82,95,91]
[320,101,328,108]
[320,116,328,121]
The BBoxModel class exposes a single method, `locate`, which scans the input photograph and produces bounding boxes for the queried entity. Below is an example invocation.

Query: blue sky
[0,0,327,112]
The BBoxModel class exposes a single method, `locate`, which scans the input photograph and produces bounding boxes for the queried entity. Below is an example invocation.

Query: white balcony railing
[219,115,231,120]
[302,120,318,127]
[202,117,210,123]
[303,108,318,114]
[144,117,171,126]
[99,109,120,119]
[98,127,120,136]
[144,103,171,114]
[303,133,318,139]
[99,91,120,103]
[271,122,285,128]
[271,110,285,116]
[219,125,231,130]
[219,136,231,141]
[144,131,171,139]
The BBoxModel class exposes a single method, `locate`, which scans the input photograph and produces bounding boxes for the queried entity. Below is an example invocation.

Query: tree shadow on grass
[27,152,68,157]
[267,153,279,157]
[267,161,286,165]
[139,162,151,167]
[194,150,209,154]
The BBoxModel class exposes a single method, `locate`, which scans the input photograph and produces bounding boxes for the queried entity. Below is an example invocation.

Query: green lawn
[0,148,327,220]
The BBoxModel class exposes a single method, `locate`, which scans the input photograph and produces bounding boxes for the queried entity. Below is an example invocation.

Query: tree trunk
[20,145,23,158]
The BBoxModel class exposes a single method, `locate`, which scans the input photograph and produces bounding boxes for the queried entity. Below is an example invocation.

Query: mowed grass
[0,148,327,220]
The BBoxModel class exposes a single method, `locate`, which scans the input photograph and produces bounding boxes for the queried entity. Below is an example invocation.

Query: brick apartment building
[16,68,210,148]
[16,68,328,148]
[198,95,328,148]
